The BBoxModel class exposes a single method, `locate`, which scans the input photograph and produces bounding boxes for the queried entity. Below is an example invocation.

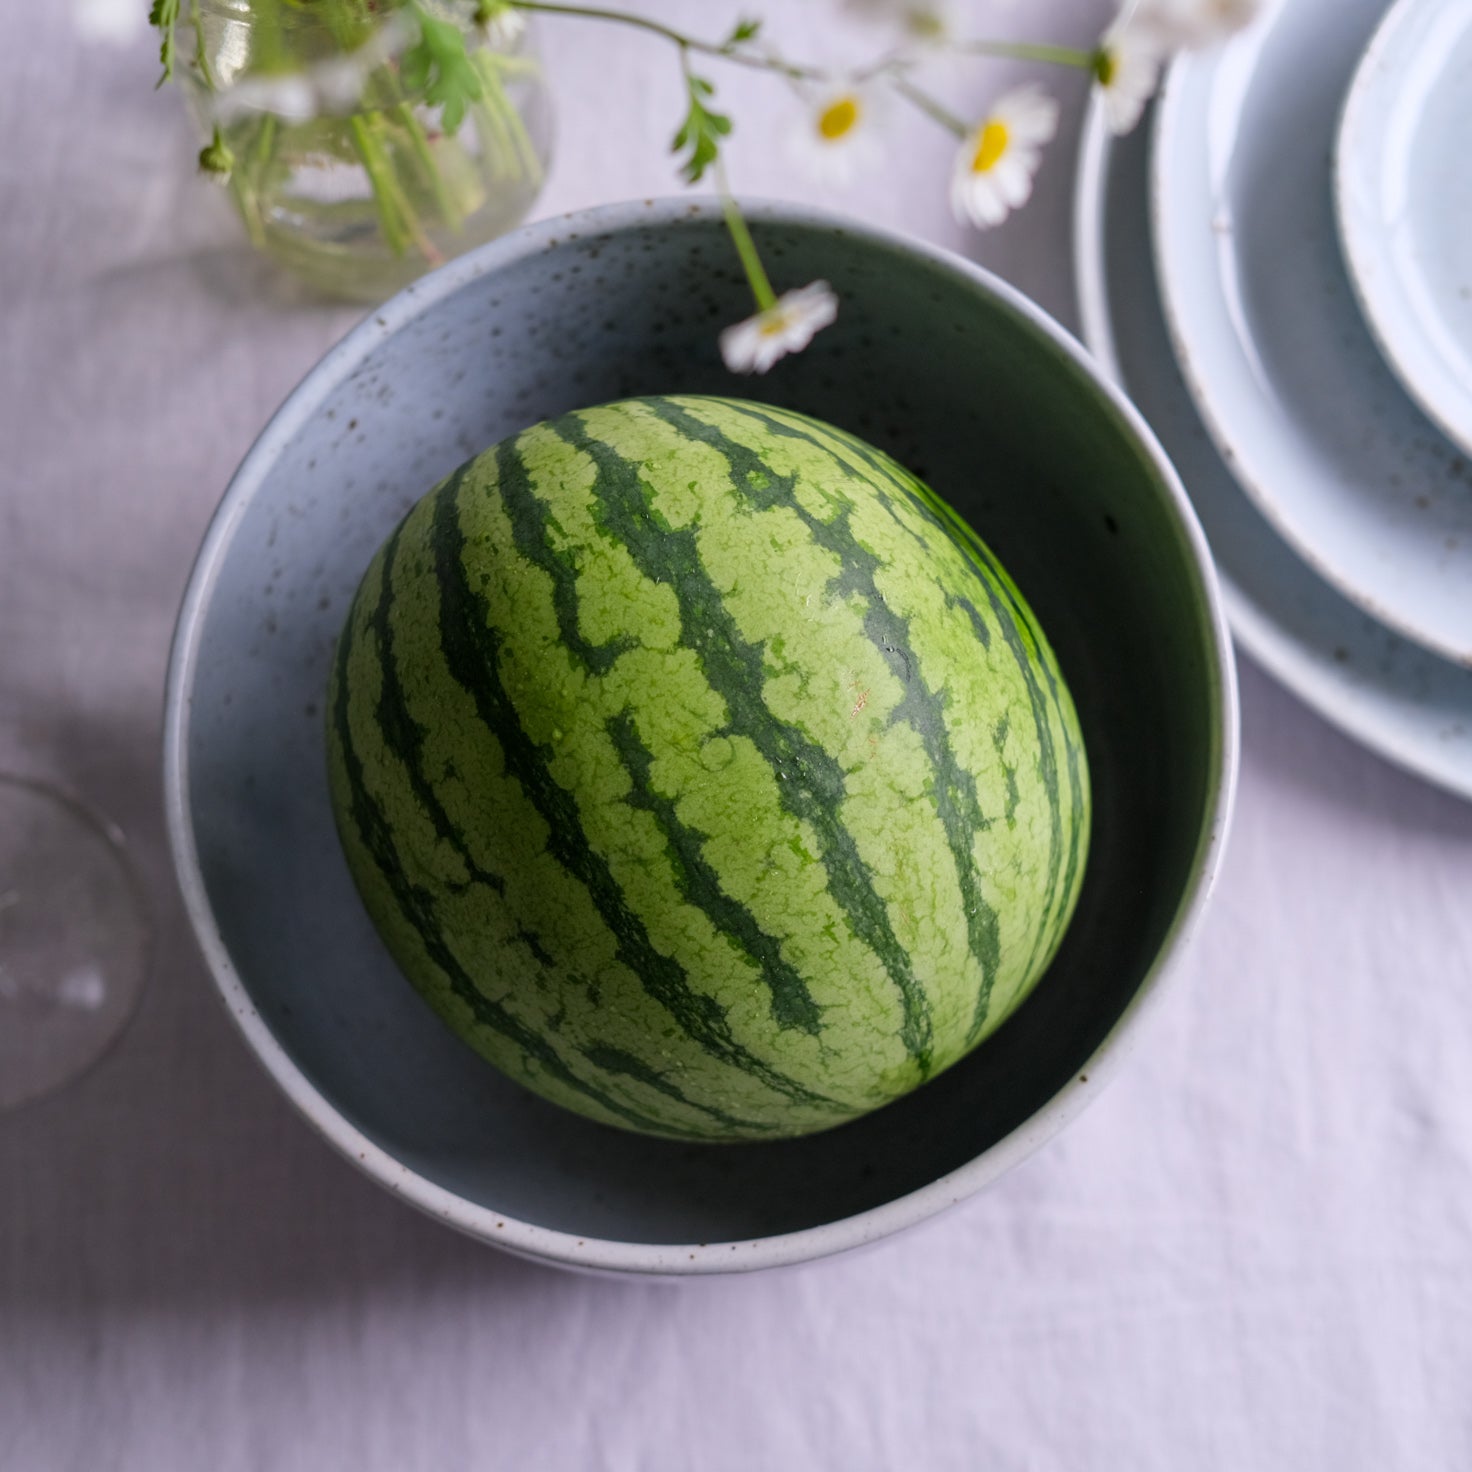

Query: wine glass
[0,773,152,1113]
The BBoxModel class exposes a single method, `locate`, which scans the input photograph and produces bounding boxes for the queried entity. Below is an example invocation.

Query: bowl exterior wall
[163,199,1237,1275]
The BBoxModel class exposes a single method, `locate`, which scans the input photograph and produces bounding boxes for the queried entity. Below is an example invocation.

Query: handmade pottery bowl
[164,199,1237,1276]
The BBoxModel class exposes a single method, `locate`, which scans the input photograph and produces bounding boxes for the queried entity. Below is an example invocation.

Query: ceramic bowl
[163,199,1237,1276]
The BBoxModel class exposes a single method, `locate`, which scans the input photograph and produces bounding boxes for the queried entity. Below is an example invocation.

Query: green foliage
[671,71,731,185]
[149,0,180,86]
[721,17,763,51]
[400,5,485,132]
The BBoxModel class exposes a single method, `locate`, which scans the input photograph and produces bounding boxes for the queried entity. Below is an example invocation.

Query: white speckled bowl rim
[163,197,1238,1277]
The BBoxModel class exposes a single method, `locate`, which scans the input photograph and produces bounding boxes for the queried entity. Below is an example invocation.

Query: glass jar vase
[177,1,554,301]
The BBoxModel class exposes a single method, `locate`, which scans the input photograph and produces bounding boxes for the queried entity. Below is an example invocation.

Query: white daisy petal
[994,152,1038,209]
[788,86,887,189]
[479,4,527,50]
[720,282,839,375]
[1095,15,1166,136]
[949,84,1059,231]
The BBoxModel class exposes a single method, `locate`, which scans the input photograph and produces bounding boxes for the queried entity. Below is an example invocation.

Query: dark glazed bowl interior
[167,200,1231,1266]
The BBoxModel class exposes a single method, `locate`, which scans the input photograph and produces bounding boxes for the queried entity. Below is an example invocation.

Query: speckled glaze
[163,199,1236,1276]
[1076,98,1472,801]
[1152,0,1472,665]
[1335,0,1472,460]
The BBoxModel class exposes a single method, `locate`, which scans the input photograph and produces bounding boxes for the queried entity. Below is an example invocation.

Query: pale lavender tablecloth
[4,3,1472,1468]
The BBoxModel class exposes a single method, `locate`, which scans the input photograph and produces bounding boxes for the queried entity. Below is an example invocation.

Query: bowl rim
[162,195,1240,1277]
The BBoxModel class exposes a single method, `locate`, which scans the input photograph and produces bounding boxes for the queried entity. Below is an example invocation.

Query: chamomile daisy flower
[949,84,1059,230]
[475,0,527,51]
[789,86,885,188]
[720,282,839,374]
[1093,8,1167,136]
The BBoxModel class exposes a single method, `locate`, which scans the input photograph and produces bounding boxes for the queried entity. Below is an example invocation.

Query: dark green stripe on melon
[605,708,825,1036]
[646,397,1006,1040]
[427,465,845,1112]
[550,410,936,1074]
[329,597,759,1139]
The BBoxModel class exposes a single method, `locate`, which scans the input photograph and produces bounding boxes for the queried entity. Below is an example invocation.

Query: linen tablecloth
[4,3,1471,1466]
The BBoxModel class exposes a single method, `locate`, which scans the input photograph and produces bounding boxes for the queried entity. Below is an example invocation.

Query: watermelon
[326,396,1089,1142]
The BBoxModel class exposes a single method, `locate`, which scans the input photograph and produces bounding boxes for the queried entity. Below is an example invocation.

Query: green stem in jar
[473,51,543,183]
[227,111,279,249]
[349,113,416,258]
[393,102,466,232]
[471,76,518,182]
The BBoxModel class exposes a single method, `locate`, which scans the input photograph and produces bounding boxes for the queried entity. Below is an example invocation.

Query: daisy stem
[955,39,1095,70]
[507,1,827,82]
[714,162,778,315]
[476,52,544,181]
[350,112,443,263]
[189,0,218,89]
[394,102,463,233]
[890,76,966,138]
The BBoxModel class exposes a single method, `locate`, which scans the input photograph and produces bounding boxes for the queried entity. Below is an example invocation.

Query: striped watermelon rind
[326,395,1090,1141]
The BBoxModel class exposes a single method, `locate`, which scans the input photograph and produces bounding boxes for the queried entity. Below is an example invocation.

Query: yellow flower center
[971,120,1010,174]
[1094,48,1117,87]
[818,96,861,142]
[759,310,791,337]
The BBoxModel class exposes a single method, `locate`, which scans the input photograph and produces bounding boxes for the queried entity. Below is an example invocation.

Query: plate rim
[1333,0,1472,460]
[162,194,1239,1275]
[1073,91,1472,803]
[1151,9,1472,665]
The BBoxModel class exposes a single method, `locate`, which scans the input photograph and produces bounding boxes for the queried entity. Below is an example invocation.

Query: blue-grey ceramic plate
[1336,0,1472,459]
[1076,97,1472,801]
[165,199,1236,1275]
[1153,0,1472,664]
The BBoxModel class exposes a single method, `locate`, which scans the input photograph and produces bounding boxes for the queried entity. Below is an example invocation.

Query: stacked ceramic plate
[1074,0,1472,798]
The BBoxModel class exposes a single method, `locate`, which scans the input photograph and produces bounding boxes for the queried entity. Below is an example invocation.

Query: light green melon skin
[327,396,1089,1141]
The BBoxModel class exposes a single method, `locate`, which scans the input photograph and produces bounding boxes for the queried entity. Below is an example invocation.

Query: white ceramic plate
[1153,0,1472,665]
[1336,0,1472,459]
[1075,96,1472,802]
